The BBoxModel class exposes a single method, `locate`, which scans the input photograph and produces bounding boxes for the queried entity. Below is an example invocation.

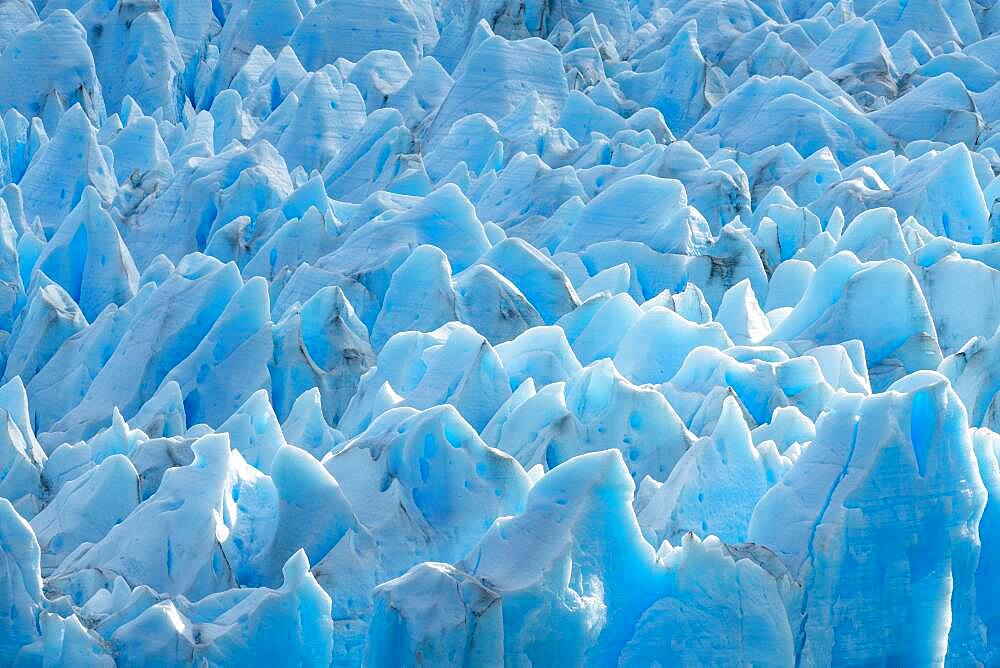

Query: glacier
[0,0,998,665]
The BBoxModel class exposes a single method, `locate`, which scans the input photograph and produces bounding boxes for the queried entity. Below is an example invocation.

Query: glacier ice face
[0,497,43,662]
[1,0,1000,664]
[367,561,503,668]
[749,371,986,664]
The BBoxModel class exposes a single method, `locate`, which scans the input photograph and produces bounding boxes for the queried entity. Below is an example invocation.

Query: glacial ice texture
[0,0,999,665]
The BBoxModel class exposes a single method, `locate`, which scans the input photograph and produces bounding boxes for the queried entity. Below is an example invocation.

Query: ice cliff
[1,0,1000,665]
